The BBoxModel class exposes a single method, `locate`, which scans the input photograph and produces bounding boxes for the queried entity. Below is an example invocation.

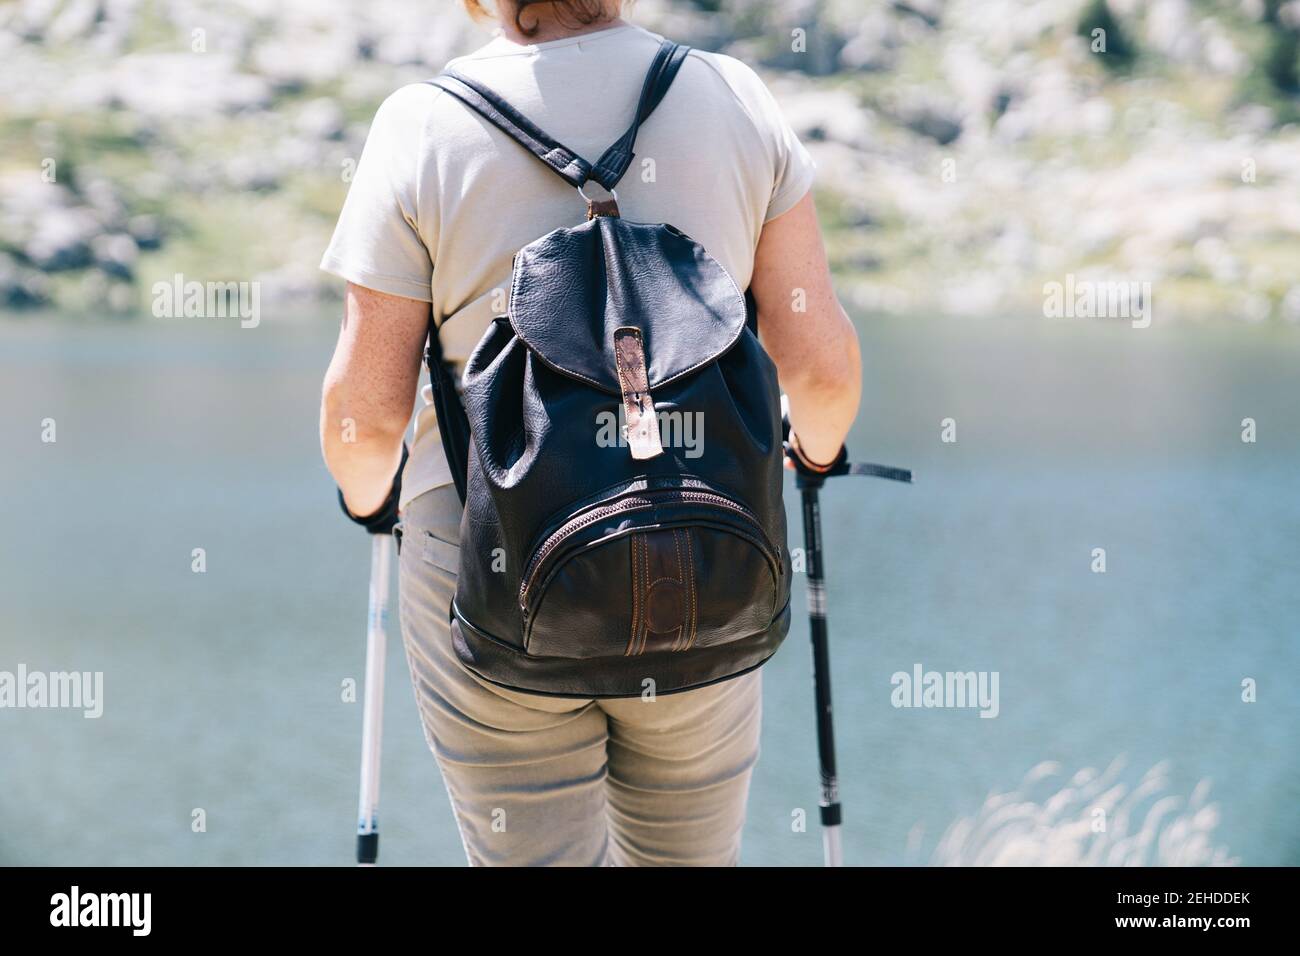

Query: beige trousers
[396,485,763,866]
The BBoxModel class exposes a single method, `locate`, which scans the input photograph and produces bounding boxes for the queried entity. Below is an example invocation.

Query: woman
[319,0,861,865]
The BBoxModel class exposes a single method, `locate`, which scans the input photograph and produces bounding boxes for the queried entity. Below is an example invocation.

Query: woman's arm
[749,189,862,466]
[320,282,429,517]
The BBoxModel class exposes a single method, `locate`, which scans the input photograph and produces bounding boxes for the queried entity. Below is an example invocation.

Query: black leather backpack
[422,39,791,697]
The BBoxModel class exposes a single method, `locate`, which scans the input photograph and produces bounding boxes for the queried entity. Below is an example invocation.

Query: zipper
[519,488,779,615]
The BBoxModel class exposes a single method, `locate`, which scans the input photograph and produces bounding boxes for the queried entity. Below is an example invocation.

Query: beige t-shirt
[320,23,816,508]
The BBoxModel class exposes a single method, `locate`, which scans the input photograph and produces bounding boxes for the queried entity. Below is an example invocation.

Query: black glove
[338,443,408,535]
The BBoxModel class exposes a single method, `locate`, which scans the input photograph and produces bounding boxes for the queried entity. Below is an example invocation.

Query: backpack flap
[508,216,748,395]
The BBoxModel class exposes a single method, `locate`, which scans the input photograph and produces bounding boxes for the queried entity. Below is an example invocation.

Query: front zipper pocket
[520,484,782,659]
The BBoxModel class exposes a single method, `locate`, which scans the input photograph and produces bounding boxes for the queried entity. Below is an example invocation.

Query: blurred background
[1,0,1297,866]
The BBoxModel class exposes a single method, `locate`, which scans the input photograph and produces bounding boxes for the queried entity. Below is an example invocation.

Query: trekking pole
[796,469,842,866]
[787,425,912,867]
[338,445,407,865]
[355,531,393,865]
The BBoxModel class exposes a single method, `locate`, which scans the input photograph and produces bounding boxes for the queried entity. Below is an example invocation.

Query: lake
[1,310,1296,865]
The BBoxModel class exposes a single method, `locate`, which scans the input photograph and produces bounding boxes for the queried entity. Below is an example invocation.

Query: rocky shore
[1,0,1298,322]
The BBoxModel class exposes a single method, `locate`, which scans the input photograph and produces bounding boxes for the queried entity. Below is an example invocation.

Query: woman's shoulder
[675,47,790,136]
[374,81,447,119]
[361,80,459,146]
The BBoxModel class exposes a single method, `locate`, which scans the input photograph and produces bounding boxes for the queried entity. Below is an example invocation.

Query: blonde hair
[461,1,624,37]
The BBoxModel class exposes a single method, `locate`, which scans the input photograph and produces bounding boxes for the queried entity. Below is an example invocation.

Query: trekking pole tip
[357,831,379,865]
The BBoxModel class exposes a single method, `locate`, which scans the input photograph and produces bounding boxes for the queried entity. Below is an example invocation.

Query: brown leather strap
[626,528,698,655]
[613,326,663,460]
[585,196,620,219]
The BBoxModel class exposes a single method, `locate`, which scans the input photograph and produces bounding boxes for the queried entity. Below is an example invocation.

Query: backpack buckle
[578,182,620,220]
[612,326,663,461]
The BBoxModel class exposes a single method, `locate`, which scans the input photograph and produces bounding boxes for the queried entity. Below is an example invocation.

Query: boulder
[23,206,101,271]
[886,89,963,144]
[0,252,51,308]
[91,233,139,280]
[294,98,346,142]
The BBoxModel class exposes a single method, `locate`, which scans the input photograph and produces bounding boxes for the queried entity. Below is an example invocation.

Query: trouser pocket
[422,529,460,575]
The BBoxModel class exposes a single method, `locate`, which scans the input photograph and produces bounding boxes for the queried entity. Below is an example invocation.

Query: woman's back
[325,23,813,357]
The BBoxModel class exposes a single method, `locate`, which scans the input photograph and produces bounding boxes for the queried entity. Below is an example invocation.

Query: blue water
[1,312,1296,865]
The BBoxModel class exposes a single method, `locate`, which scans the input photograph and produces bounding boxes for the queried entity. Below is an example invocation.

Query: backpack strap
[424,311,473,506]
[589,40,690,190]
[427,71,594,188]
[425,38,690,193]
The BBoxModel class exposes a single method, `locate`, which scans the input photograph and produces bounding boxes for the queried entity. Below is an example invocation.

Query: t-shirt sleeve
[712,56,817,223]
[319,84,437,302]
[754,81,816,222]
